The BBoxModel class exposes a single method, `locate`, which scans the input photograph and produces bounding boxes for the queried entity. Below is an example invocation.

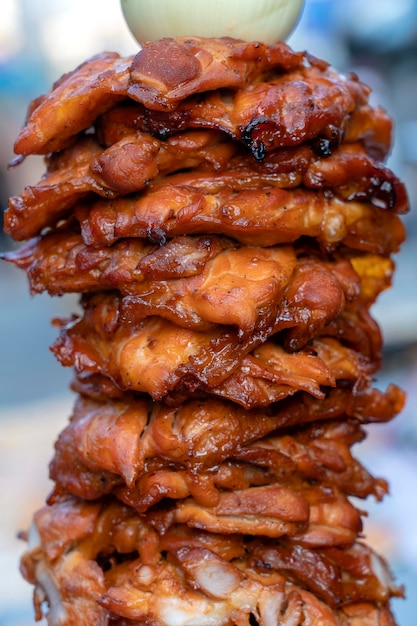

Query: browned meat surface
[5,137,407,242]
[50,267,369,402]
[8,36,407,626]
[14,52,132,155]
[21,496,401,626]
[74,184,405,252]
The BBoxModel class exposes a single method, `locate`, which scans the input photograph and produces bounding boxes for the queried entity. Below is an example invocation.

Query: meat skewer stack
[3,37,409,625]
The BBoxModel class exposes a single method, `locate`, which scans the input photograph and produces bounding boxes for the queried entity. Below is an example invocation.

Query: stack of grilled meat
[3,37,408,625]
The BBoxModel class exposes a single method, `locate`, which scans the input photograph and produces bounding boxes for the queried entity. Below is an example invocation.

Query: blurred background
[0,1,416,624]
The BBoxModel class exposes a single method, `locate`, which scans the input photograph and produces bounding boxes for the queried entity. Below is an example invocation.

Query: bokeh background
[0,1,416,624]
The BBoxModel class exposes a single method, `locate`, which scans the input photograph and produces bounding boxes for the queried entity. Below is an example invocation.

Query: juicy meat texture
[4,131,407,242]
[21,496,401,626]
[251,541,401,607]
[98,93,393,162]
[193,336,374,409]
[126,75,369,161]
[49,396,282,481]
[14,52,132,156]
[235,420,388,501]
[5,234,299,337]
[14,38,302,155]
[10,34,407,626]
[52,316,367,405]
[49,394,387,506]
[135,482,362,545]
[126,37,304,110]
[13,39,370,159]
[69,373,404,434]
[5,130,239,240]
[4,234,393,338]
[4,232,235,298]
[49,258,367,404]
[73,183,405,253]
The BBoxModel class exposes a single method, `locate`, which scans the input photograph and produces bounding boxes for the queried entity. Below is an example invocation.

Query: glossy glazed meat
[73,184,405,252]
[21,496,401,626]
[5,135,407,242]
[8,35,407,626]
[49,394,388,505]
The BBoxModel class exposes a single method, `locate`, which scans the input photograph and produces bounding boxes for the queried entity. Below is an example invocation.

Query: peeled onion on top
[121,0,305,45]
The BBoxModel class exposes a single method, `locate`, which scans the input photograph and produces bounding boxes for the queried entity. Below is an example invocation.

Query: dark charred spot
[146,228,167,246]
[312,125,344,157]
[240,117,271,162]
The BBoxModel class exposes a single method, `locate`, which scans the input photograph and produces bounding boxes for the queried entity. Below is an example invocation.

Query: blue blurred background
[0,1,416,624]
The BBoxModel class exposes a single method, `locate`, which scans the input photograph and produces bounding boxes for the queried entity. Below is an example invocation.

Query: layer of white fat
[258,589,286,626]
[192,561,241,599]
[156,576,270,626]
[35,561,67,625]
[157,594,230,626]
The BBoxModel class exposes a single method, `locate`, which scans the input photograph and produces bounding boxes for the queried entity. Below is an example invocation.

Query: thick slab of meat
[5,132,407,242]
[127,37,303,110]
[13,39,368,158]
[5,235,298,337]
[49,265,366,403]
[4,232,234,298]
[49,394,387,506]
[5,237,393,352]
[14,52,132,155]
[163,482,361,544]
[236,419,387,500]
[5,130,240,240]
[73,183,405,253]
[20,496,401,625]
[49,396,279,481]
[99,93,393,161]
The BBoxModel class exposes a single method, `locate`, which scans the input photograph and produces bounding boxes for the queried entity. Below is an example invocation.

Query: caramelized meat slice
[14,39,368,158]
[3,231,158,296]
[151,483,361,545]
[127,37,303,110]
[6,138,407,242]
[99,92,393,161]
[8,129,408,242]
[128,59,370,159]
[284,384,405,429]
[50,262,361,403]
[14,38,302,155]
[165,142,407,211]
[90,129,237,194]
[301,143,408,212]
[5,234,297,336]
[251,541,402,608]
[50,393,386,506]
[3,232,234,299]
[105,243,296,337]
[6,137,109,241]
[49,395,282,499]
[237,419,387,501]
[14,52,132,155]
[21,496,400,625]
[50,316,340,405]
[4,130,240,240]
[192,337,374,409]
[75,183,405,254]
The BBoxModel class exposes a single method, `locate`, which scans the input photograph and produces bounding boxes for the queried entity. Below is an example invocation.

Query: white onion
[120,0,305,46]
